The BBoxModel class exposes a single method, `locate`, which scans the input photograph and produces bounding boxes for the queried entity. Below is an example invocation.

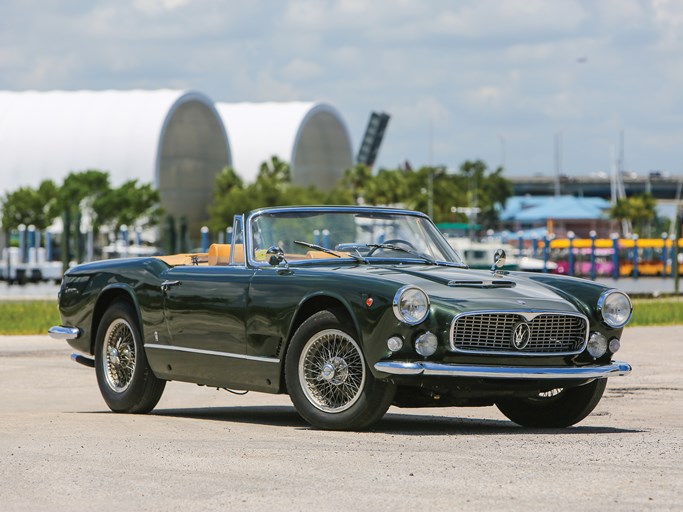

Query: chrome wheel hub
[320,357,349,384]
[299,329,366,413]
[321,363,336,381]
[102,319,136,392]
[108,346,120,366]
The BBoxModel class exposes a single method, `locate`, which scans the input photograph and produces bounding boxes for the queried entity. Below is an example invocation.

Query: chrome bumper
[48,326,81,340]
[374,360,632,380]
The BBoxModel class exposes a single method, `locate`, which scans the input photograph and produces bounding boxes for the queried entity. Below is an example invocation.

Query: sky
[1,0,682,178]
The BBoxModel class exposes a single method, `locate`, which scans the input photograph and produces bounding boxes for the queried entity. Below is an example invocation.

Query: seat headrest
[208,244,231,265]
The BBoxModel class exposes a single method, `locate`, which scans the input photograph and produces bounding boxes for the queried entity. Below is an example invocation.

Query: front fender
[90,283,144,352]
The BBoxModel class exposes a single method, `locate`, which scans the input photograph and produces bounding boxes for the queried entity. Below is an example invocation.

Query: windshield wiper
[293,241,365,263]
[366,243,437,264]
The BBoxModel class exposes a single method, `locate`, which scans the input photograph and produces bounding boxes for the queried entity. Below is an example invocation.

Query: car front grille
[449,312,588,355]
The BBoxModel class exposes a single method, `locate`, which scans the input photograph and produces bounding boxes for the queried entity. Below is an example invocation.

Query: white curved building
[0,91,354,236]
[216,102,353,189]
[0,89,231,234]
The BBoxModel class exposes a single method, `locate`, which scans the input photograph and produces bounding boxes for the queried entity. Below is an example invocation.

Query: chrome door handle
[161,280,181,291]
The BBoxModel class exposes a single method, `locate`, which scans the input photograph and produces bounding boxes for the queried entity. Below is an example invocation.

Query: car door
[161,264,252,355]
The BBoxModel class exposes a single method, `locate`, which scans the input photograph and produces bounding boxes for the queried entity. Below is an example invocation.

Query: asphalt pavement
[0,326,681,511]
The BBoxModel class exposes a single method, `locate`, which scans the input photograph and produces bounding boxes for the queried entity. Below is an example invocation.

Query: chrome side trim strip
[144,344,280,364]
[48,326,81,340]
[374,360,632,379]
[448,310,589,356]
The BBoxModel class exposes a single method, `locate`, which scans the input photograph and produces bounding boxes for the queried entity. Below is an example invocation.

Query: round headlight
[415,332,438,357]
[387,336,404,352]
[587,332,608,358]
[609,337,621,354]
[393,286,430,325]
[598,290,632,328]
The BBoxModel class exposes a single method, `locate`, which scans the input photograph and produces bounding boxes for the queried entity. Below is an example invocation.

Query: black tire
[94,300,165,413]
[496,379,607,428]
[285,309,395,430]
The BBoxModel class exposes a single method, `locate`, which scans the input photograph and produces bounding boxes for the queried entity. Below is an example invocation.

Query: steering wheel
[367,238,417,256]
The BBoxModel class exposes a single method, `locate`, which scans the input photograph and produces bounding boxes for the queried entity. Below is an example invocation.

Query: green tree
[255,156,293,206]
[94,180,162,232]
[365,168,411,206]
[338,164,373,204]
[207,167,248,231]
[208,159,326,231]
[610,193,658,236]
[53,169,160,233]
[0,180,59,232]
[56,170,110,229]
[207,158,512,233]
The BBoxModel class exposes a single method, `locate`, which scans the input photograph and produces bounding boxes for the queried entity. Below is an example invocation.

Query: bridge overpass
[511,174,682,200]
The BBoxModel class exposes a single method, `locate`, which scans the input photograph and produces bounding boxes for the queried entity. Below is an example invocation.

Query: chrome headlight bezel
[392,285,430,325]
[597,289,632,328]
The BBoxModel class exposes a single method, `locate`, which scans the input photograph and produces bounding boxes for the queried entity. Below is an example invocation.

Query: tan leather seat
[208,243,244,265]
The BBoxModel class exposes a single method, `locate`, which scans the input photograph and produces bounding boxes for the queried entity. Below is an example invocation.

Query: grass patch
[0,300,61,335]
[630,298,683,327]
[0,297,680,335]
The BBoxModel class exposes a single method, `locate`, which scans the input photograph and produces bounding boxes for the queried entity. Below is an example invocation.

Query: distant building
[216,102,353,189]
[0,90,354,235]
[499,195,612,238]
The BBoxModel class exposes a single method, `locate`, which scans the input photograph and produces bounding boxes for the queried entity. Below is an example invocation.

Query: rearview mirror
[491,249,506,272]
[266,246,286,266]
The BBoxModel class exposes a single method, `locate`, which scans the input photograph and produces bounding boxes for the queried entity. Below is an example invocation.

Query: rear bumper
[48,326,81,340]
[374,360,631,380]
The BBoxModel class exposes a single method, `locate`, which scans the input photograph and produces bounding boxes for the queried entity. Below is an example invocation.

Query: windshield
[249,209,465,265]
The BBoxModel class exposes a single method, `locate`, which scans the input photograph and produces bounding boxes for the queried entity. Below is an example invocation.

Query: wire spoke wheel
[102,318,137,392]
[299,329,366,413]
[95,301,165,413]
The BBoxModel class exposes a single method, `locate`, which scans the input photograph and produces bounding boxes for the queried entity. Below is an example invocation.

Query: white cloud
[282,58,323,81]
[133,0,192,15]
[0,0,682,176]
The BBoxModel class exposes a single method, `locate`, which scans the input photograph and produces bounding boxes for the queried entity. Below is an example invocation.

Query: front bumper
[374,360,631,380]
[48,326,81,340]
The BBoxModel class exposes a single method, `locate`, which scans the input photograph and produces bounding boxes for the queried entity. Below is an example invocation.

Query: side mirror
[266,246,286,266]
[491,249,506,272]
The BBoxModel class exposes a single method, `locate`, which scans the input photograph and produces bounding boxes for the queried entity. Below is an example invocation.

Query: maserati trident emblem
[512,322,531,350]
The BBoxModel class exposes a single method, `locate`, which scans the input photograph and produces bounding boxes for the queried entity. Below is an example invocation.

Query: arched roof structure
[0,89,231,234]
[216,102,353,190]
[0,92,356,238]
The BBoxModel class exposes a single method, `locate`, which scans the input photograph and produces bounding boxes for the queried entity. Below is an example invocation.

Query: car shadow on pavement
[151,405,306,427]
[139,406,644,436]
[374,412,644,436]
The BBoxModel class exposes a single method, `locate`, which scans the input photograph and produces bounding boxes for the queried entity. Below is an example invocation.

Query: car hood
[314,263,584,314]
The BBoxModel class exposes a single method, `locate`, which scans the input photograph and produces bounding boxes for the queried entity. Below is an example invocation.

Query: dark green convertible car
[49,206,632,430]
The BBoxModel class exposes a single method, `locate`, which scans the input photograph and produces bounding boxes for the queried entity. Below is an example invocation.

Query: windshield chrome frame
[230,214,246,267]
[244,206,465,268]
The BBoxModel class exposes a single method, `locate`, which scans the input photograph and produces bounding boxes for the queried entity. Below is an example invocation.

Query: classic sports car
[49,206,632,430]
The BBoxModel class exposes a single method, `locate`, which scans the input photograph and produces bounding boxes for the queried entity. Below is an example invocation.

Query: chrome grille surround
[449,310,589,356]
